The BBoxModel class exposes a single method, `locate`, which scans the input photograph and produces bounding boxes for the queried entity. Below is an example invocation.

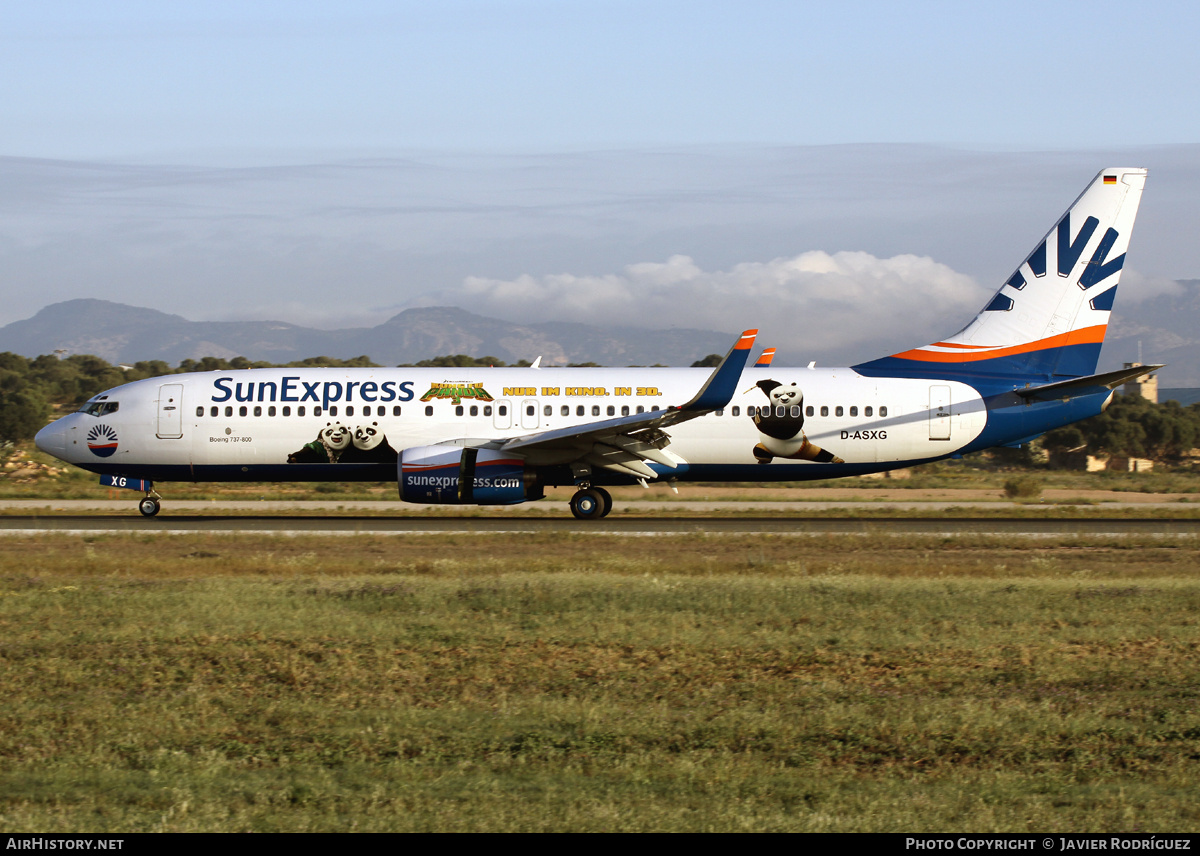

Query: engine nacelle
[399,446,541,505]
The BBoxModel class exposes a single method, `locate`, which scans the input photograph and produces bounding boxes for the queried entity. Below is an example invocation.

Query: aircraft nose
[35,419,67,459]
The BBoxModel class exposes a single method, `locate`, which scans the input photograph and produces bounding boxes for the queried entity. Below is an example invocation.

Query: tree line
[1042,393,1200,461]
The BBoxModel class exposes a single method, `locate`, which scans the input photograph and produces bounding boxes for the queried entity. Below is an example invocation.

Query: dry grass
[0,533,1198,831]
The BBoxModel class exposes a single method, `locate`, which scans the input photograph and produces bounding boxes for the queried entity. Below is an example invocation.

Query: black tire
[570,488,606,520]
[138,497,160,518]
[594,487,613,518]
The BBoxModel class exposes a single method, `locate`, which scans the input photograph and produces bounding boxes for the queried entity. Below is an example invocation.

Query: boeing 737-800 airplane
[35,168,1156,519]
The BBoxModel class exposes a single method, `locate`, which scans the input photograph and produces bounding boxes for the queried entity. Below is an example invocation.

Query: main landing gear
[138,491,162,518]
[569,486,612,520]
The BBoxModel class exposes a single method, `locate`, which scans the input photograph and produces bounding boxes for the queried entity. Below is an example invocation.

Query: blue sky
[5,1,1199,157]
[2,2,1198,369]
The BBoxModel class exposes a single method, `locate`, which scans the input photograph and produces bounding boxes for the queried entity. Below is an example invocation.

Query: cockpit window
[79,401,119,416]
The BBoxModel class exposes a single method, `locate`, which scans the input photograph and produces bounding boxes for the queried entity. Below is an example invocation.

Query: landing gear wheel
[594,487,613,518]
[138,497,161,518]
[570,488,609,520]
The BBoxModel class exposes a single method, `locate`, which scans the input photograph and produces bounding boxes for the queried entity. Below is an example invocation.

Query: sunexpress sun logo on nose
[86,424,119,457]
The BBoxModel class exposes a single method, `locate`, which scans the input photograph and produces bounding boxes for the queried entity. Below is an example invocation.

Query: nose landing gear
[569,486,612,520]
[138,491,162,518]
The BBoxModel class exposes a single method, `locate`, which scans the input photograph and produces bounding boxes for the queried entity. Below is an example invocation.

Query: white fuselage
[37,365,988,483]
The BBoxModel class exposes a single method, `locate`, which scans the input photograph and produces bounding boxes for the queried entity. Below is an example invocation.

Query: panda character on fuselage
[749,379,843,464]
[338,422,398,464]
[287,422,351,464]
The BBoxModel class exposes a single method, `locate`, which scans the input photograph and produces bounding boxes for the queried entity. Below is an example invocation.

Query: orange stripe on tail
[889,325,1108,363]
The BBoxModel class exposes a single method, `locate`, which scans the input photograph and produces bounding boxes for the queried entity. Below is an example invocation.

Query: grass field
[1,531,1198,831]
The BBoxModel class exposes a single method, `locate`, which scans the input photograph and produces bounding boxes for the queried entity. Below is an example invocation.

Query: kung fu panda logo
[86,424,119,458]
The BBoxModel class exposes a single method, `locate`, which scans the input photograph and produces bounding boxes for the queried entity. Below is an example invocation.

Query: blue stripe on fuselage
[962,386,1112,455]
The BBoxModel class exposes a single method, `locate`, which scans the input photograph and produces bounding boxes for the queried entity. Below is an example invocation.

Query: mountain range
[4,286,1200,385]
[0,300,733,368]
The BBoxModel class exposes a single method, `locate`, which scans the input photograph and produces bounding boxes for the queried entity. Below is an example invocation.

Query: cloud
[1109,268,1187,304]
[429,251,990,363]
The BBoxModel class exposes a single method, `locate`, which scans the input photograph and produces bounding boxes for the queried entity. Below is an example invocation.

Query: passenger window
[637,406,645,414]
[880,406,888,417]
[225,406,233,417]
[806,405,814,417]
[526,405,535,416]
[425,406,433,416]
[775,406,785,417]
[210,406,218,417]
[607,405,615,416]
[470,405,478,416]
[254,406,262,417]
[592,406,600,416]
[455,405,464,416]
[820,406,829,417]
[299,406,306,417]
[329,406,338,416]
[394,406,403,416]
[346,406,354,417]
[621,405,630,416]
[835,406,843,417]
[561,405,570,416]
[791,406,800,417]
[282,406,291,416]
[315,406,322,416]
[498,405,508,416]
[544,405,552,416]
[481,406,489,416]
[651,406,659,411]
[268,406,276,417]
[865,406,873,417]
[850,406,858,417]
[577,406,585,416]
[196,406,204,417]
[715,409,724,417]
[239,406,248,417]
[732,406,740,417]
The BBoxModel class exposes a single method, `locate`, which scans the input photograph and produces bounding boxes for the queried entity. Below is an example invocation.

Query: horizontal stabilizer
[1014,364,1163,403]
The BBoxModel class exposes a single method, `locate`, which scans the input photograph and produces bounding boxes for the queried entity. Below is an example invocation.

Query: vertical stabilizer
[855,168,1147,381]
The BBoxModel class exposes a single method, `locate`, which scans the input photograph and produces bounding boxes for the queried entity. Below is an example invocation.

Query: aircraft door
[929,385,951,441]
[521,398,539,430]
[493,399,512,430]
[157,383,184,439]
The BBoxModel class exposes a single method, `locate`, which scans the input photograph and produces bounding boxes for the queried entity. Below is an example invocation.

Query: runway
[1,513,1197,537]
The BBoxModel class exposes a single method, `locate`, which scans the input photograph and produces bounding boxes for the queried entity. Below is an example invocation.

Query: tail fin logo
[1006,214,1124,297]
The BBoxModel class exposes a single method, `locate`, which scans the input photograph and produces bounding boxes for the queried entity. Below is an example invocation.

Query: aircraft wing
[458,329,758,480]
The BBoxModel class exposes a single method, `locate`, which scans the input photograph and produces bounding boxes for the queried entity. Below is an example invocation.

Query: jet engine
[398,446,542,505]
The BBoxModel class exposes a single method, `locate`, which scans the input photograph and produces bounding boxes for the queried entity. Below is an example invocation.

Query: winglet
[753,347,776,367]
[679,329,758,412]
